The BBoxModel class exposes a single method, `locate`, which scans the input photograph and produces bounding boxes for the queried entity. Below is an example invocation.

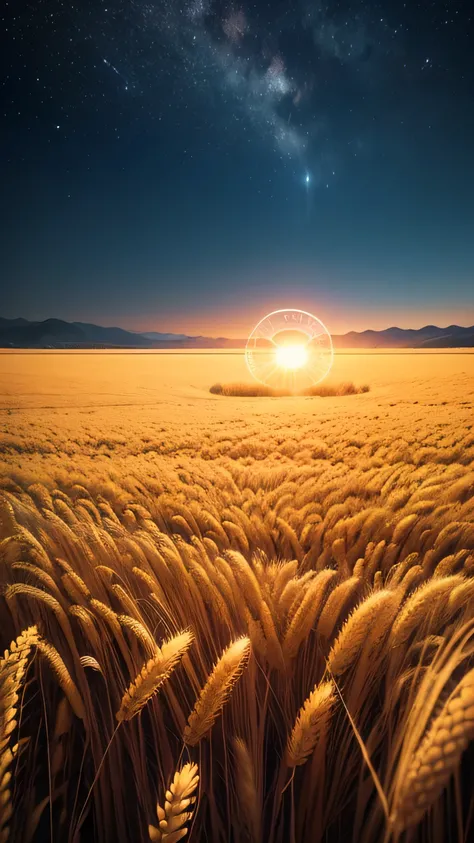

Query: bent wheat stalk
[36,640,86,721]
[117,631,193,722]
[390,667,474,832]
[0,626,39,843]
[328,590,398,677]
[184,637,251,746]
[286,680,336,767]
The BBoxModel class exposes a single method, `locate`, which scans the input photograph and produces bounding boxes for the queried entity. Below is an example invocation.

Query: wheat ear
[0,627,39,843]
[36,640,86,721]
[317,576,361,640]
[117,631,193,722]
[0,495,18,540]
[390,575,463,647]
[184,637,251,746]
[328,590,398,677]
[286,680,336,766]
[283,570,338,662]
[118,615,158,657]
[233,737,261,842]
[148,762,199,842]
[390,667,474,831]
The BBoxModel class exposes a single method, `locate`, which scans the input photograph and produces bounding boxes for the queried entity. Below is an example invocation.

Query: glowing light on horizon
[245,308,334,390]
[275,343,308,370]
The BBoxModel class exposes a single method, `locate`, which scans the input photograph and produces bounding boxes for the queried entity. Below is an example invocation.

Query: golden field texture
[0,349,474,843]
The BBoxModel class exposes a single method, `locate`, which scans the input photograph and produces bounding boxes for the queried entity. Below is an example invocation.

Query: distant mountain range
[1,317,473,349]
[333,324,474,348]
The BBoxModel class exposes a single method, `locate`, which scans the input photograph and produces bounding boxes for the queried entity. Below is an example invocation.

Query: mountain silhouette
[0,317,473,348]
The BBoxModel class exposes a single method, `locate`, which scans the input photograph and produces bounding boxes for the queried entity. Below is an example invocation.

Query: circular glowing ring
[245,308,333,390]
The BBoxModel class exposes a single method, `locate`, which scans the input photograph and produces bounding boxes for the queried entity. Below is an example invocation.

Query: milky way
[118,0,395,176]
[3,0,471,188]
[2,0,473,329]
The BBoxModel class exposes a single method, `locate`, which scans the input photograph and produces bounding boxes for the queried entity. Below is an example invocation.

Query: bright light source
[246,309,333,388]
[275,344,308,370]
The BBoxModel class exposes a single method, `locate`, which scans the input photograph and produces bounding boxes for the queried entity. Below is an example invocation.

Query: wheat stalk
[0,495,18,540]
[148,762,199,842]
[286,680,336,766]
[278,577,304,618]
[390,575,463,646]
[184,637,251,746]
[283,569,338,661]
[258,600,285,670]
[56,559,91,600]
[390,667,474,831]
[116,631,193,722]
[5,584,77,656]
[111,583,143,621]
[0,627,39,843]
[328,590,398,677]
[10,562,63,601]
[4,583,67,619]
[272,560,299,601]
[226,551,263,617]
[36,640,86,721]
[69,605,102,651]
[317,576,361,640]
[118,615,158,657]
[90,598,122,635]
[233,737,261,842]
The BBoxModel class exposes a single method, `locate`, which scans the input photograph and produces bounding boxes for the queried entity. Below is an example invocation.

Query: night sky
[1,0,473,336]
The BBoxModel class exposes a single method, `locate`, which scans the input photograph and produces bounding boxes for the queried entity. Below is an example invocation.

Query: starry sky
[1,0,473,337]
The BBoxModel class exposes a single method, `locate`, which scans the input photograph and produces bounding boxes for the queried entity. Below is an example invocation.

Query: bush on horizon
[209,381,370,397]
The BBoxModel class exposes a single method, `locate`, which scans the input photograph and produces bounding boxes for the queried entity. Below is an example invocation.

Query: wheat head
[283,570,338,662]
[36,640,86,721]
[148,762,199,842]
[390,667,474,831]
[328,589,398,677]
[184,637,251,746]
[233,737,261,842]
[116,631,193,722]
[0,626,39,843]
[286,680,336,767]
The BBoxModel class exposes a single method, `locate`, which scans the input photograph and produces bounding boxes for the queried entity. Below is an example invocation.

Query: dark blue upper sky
[1,0,473,335]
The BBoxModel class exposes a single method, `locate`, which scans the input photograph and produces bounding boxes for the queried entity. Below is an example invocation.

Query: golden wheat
[148,762,199,843]
[1,352,473,843]
[328,590,399,676]
[233,737,261,842]
[283,569,338,661]
[0,626,39,843]
[286,680,336,767]
[391,667,474,831]
[118,614,158,657]
[117,631,193,722]
[36,639,86,720]
[184,637,251,746]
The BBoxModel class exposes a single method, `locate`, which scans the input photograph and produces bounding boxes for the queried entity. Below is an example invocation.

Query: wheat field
[1,349,474,843]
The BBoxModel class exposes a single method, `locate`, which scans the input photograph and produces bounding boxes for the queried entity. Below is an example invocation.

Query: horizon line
[2,315,474,338]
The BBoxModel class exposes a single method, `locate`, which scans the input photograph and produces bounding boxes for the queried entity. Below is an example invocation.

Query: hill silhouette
[0,317,473,348]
